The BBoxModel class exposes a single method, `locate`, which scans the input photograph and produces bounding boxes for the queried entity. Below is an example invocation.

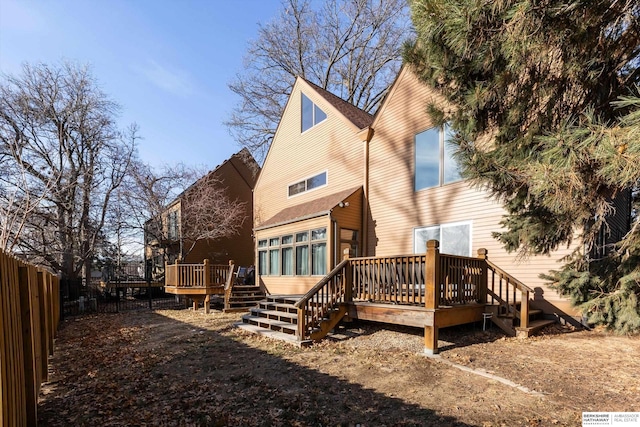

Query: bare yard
[38,308,640,426]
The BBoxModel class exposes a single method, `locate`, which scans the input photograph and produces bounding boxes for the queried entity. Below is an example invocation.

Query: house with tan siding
[146,148,259,277]
[253,78,373,295]
[253,66,631,327]
[366,67,581,317]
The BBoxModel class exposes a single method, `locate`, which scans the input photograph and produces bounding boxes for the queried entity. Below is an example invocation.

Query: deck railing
[438,254,486,306]
[294,259,350,340]
[292,239,535,340]
[351,254,427,304]
[164,259,232,288]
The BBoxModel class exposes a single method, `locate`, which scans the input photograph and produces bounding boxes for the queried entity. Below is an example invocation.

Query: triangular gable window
[301,93,327,132]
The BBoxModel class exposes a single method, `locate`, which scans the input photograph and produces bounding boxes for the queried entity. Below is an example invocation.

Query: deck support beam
[424,240,440,354]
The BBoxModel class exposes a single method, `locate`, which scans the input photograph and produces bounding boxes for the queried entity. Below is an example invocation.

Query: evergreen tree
[405,0,640,332]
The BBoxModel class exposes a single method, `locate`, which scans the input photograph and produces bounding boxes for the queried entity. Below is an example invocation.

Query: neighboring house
[145,148,260,278]
[253,78,373,295]
[253,67,631,321]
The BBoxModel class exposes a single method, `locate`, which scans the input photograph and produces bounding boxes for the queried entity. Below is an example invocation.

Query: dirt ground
[38,307,640,427]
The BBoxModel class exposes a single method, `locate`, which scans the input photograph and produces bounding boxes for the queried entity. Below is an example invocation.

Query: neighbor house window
[414,222,471,257]
[167,210,179,240]
[288,171,327,197]
[302,93,327,132]
[415,124,462,190]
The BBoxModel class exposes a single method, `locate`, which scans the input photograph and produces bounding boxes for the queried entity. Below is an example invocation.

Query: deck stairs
[486,301,556,337]
[235,295,348,346]
[223,285,266,312]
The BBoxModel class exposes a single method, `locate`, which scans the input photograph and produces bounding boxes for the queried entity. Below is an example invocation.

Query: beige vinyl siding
[330,189,362,231]
[367,68,577,311]
[256,216,331,295]
[254,80,365,227]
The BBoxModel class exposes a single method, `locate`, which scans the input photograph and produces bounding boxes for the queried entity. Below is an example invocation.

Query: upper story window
[288,171,327,197]
[301,93,327,132]
[167,210,179,240]
[415,124,462,191]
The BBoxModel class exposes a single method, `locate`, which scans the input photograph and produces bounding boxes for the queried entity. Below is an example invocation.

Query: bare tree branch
[226,0,412,162]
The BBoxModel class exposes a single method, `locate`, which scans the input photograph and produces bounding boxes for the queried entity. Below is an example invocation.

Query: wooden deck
[184,240,553,353]
[164,259,234,313]
[163,260,265,313]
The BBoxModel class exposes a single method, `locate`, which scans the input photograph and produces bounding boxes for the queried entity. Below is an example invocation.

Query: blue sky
[0,0,282,169]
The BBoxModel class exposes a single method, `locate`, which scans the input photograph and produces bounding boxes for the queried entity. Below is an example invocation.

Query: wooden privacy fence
[0,249,60,427]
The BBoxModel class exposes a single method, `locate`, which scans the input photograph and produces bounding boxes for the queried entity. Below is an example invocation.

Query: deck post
[203,259,210,287]
[174,259,180,287]
[343,248,352,303]
[477,248,488,303]
[520,289,530,329]
[424,240,440,355]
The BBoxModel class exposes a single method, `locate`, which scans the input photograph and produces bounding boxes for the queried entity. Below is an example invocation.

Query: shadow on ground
[38,310,477,426]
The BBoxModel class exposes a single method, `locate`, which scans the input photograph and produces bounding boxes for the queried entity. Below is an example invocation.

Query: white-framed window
[415,124,462,190]
[288,171,327,197]
[413,221,472,257]
[302,93,327,132]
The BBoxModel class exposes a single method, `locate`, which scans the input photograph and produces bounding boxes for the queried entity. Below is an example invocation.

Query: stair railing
[484,257,534,329]
[293,259,351,340]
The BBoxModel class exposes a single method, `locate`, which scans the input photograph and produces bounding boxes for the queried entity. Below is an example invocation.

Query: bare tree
[118,160,247,274]
[0,62,136,282]
[179,172,247,258]
[0,159,58,252]
[226,0,411,161]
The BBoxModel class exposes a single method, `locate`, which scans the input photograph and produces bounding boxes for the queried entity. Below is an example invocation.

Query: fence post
[18,266,37,427]
[477,248,488,303]
[424,239,440,355]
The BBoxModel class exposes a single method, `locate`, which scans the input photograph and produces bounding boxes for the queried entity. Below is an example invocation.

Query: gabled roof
[302,79,373,130]
[169,148,260,207]
[255,186,361,231]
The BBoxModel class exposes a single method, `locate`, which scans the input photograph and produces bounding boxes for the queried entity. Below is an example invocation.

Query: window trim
[413,221,472,257]
[414,123,462,191]
[287,170,328,198]
[257,227,328,277]
[301,92,327,133]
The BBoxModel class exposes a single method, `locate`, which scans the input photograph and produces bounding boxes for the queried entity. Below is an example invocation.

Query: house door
[340,228,359,259]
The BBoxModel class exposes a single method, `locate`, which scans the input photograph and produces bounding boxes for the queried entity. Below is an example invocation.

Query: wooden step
[249,308,298,323]
[234,322,311,347]
[515,319,556,338]
[258,301,298,313]
[229,294,265,301]
[241,314,298,335]
[266,295,302,305]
